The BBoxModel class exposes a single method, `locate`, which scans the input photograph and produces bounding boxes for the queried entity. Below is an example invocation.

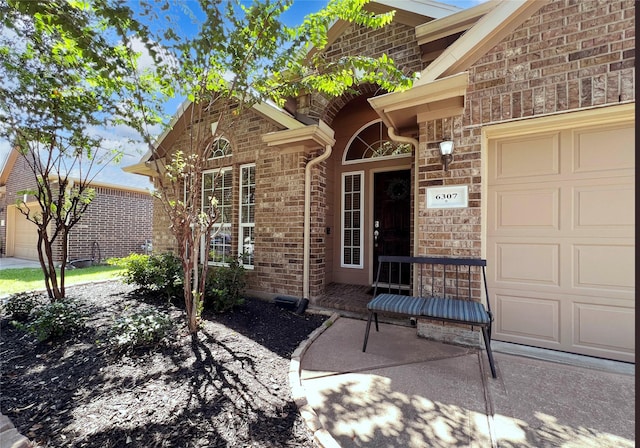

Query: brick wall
[302,21,424,124]
[64,186,153,262]
[466,0,634,124]
[2,151,153,262]
[151,103,320,298]
[416,0,635,260]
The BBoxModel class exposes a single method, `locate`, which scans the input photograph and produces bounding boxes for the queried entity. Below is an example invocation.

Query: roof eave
[368,71,468,131]
[416,0,551,85]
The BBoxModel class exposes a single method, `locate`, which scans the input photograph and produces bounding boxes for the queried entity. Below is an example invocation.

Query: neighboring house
[0,149,154,263]
[126,0,634,363]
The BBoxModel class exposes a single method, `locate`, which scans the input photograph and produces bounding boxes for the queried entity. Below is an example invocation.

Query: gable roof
[0,147,18,186]
[124,0,464,178]
[369,0,550,131]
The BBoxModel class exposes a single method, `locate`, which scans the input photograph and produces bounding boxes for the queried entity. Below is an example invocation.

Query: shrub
[108,308,172,351]
[2,291,45,322]
[17,299,85,342]
[110,253,183,300]
[204,258,246,313]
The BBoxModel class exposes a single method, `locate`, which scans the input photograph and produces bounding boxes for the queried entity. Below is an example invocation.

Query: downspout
[301,144,332,312]
[387,128,420,295]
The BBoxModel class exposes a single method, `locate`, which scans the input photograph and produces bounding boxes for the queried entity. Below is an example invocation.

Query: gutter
[302,144,332,309]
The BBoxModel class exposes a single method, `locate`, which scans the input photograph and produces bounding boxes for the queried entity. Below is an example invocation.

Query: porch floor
[312,282,372,316]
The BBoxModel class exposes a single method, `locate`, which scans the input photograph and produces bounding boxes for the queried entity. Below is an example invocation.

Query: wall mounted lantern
[439,139,454,171]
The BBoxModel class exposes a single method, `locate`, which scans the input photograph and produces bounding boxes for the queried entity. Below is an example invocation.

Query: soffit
[416,0,550,85]
[365,0,461,27]
[368,72,467,131]
[141,100,302,164]
[0,148,19,185]
[262,120,335,150]
[369,0,550,132]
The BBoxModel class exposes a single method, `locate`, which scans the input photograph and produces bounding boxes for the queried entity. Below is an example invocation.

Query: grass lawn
[0,264,124,296]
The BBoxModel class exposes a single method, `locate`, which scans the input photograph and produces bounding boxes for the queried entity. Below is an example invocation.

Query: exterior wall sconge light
[439,140,454,171]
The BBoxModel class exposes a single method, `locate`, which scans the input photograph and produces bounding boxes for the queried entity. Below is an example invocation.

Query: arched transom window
[207,137,232,159]
[343,119,412,164]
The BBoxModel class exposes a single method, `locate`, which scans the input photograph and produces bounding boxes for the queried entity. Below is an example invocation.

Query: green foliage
[2,291,46,322]
[205,258,246,313]
[110,253,183,300]
[16,299,85,342]
[0,264,123,296]
[108,308,172,351]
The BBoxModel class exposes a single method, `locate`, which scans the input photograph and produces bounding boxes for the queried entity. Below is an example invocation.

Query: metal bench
[362,255,497,378]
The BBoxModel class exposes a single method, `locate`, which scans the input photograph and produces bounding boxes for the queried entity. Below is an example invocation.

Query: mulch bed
[0,281,327,447]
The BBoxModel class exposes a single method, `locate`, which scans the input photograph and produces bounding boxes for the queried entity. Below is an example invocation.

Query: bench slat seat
[422,297,491,325]
[367,293,427,315]
[362,255,498,378]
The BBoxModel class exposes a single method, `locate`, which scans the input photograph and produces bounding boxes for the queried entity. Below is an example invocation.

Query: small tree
[2,0,415,331]
[0,0,163,300]
[129,0,415,333]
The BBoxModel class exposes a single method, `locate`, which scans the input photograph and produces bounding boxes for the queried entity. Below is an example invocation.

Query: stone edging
[0,414,32,448]
[289,312,342,448]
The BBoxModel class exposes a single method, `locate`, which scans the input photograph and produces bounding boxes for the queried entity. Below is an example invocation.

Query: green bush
[17,299,85,342]
[108,308,172,351]
[109,253,183,300]
[204,258,246,313]
[2,291,45,322]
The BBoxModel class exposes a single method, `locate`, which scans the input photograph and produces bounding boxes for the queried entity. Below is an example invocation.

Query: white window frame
[341,171,364,269]
[202,166,233,266]
[207,136,232,160]
[342,119,413,165]
[238,163,255,269]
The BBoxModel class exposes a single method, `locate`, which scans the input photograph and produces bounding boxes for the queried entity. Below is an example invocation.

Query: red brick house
[126,0,634,362]
[0,148,153,263]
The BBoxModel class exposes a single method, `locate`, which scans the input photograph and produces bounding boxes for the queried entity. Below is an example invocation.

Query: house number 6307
[435,193,457,200]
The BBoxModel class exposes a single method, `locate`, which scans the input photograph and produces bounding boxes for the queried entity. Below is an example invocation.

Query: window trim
[341,170,364,269]
[207,136,232,160]
[202,166,233,267]
[342,119,412,165]
[238,163,255,270]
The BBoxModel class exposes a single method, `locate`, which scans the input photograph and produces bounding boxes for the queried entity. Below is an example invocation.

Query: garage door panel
[11,204,40,260]
[573,244,634,291]
[574,184,634,231]
[496,243,559,286]
[573,303,634,357]
[492,133,560,180]
[495,293,560,342]
[573,125,634,174]
[487,110,634,362]
[494,188,559,230]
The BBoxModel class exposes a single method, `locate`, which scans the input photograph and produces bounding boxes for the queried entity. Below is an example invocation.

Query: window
[208,137,232,159]
[203,167,233,264]
[239,164,255,268]
[341,171,363,268]
[343,119,412,164]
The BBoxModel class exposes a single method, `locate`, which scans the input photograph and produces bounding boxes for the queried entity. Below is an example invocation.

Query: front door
[373,170,411,286]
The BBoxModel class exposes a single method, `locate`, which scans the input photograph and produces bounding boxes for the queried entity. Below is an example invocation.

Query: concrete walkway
[0,258,41,270]
[0,414,31,448]
[292,316,635,448]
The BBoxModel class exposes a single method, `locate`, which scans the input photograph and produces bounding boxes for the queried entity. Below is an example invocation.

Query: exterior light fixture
[439,139,454,171]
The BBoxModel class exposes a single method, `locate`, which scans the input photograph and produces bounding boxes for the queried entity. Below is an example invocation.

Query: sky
[0,0,486,190]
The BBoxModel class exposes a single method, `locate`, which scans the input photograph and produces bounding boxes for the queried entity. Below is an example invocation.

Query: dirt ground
[0,281,327,447]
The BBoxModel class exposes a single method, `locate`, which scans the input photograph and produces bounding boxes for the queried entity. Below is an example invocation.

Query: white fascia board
[373,0,461,19]
[251,102,306,130]
[415,0,549,85]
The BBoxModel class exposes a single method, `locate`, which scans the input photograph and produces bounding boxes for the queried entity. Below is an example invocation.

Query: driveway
[0,257,41,270]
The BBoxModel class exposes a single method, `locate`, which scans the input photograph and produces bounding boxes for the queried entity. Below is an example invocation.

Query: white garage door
[486,108,634,363]
[10,204,41,261]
